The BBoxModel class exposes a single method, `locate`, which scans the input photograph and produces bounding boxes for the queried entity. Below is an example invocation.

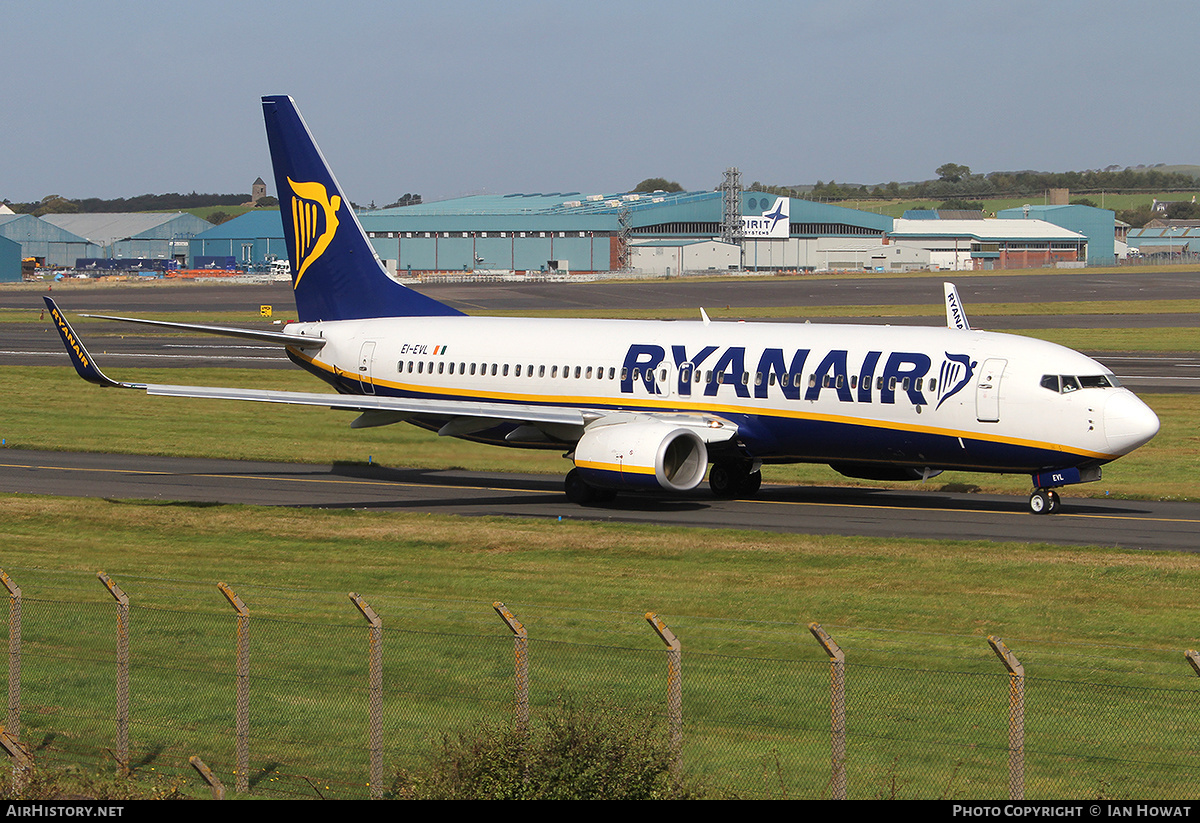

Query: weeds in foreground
[389,699,731,799]
[3,766,189,801]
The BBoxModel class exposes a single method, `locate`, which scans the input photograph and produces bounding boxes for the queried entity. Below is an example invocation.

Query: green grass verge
[829,192,1200,219]
[480,299,1200,322]
[5,497,1200,799]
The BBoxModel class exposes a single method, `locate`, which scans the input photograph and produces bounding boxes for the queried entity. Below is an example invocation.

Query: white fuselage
[282,315,1159,474]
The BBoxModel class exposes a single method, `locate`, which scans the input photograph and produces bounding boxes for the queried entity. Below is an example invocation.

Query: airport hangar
[187,191,1101,275]
[193,191,917,275]
[355,190,905,275]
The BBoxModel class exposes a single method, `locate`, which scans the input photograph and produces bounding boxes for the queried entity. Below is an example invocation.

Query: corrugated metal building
[0,214,99,267]
[889,218,1087,270]
[41,212,211,263]
[0,235,22,282]
[1126,224,1200,257]
[995,204,1115,264]
[188,211,289,267]
[358,190,894,275]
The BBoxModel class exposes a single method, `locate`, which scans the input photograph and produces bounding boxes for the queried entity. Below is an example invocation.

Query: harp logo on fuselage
[287,177,341,289]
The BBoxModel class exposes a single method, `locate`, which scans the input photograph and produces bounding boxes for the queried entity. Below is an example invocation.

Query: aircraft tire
[709,463,739,498]
[1029,489,1052,515]
[565,469,597,505]
[709,461,760,499]
[741,469,762,496]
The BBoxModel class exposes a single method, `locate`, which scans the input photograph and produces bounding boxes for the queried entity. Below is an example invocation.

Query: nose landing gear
[1029,488,1061,515]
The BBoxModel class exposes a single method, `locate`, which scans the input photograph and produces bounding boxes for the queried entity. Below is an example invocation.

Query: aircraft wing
[142,382,591,426]
[45,297,738,442]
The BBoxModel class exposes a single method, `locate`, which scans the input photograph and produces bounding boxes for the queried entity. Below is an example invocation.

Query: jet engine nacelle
[573,416,709,492]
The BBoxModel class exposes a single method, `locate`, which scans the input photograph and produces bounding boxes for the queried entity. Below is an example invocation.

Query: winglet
[43,297,142,389]
[943,282,971,331]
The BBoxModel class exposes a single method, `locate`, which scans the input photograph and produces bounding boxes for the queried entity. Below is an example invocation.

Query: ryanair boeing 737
[45,95,1160,514]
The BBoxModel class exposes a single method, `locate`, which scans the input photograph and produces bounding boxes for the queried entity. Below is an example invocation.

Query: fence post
[645,612,682,780]
[988,636,1025,801]
[189,755,226,800]
[218,582,250,794]
[0,727,32,793]
[97,572,130,773]
[493,602,529,736]
[349,592,383,799]
[1,571,19,742]
[808,623,847,800]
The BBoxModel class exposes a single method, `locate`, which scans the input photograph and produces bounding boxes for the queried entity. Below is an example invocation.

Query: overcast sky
[5,0,1198,205]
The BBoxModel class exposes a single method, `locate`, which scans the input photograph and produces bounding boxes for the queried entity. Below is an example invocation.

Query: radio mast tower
[720,168,743,265]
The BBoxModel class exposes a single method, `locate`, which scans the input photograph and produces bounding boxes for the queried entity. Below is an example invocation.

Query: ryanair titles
[620,343,976,408]
[49,306,90,369]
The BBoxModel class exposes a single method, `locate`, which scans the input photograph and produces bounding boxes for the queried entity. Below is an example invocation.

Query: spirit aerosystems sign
[742,196,790,239]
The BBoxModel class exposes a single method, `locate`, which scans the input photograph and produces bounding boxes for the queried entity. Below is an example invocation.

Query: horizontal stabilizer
[80,313,327,347]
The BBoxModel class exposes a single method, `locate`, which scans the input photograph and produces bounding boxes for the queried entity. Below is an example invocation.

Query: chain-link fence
[3,568,1199,799]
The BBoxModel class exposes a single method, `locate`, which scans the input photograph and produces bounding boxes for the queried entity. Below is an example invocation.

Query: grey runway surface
[2,450,1196,552]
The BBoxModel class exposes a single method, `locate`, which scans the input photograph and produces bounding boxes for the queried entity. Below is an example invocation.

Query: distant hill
[1127,164,1200,180]
[4,192,253,216]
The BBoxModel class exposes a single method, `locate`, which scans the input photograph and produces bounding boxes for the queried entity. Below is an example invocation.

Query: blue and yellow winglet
[44,297,145,389]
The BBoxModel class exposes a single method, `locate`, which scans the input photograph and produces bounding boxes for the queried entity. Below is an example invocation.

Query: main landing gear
[1028,488,1061,515]
[708,460,762,499]
[564,469,616,506]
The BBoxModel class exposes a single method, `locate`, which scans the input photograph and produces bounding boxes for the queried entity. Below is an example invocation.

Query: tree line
[4,192,256,216]
[750,164,1199,206]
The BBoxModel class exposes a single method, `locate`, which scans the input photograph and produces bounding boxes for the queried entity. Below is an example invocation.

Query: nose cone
[1104,390,1160,455]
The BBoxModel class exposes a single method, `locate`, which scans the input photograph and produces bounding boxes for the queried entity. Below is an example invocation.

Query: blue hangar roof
[360,190,892,237]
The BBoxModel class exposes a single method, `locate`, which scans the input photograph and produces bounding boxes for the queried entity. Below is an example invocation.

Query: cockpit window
[1040,373,1119,393]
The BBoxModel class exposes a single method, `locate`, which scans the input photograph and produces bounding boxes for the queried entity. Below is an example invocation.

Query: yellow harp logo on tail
[287,177,341,290]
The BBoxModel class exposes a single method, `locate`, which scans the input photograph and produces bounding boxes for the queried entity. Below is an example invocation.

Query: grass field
[821,192,1200,219]
[6,496,1200,799]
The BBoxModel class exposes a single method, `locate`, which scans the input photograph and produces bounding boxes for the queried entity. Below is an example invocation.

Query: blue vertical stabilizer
[261,95,463,322]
